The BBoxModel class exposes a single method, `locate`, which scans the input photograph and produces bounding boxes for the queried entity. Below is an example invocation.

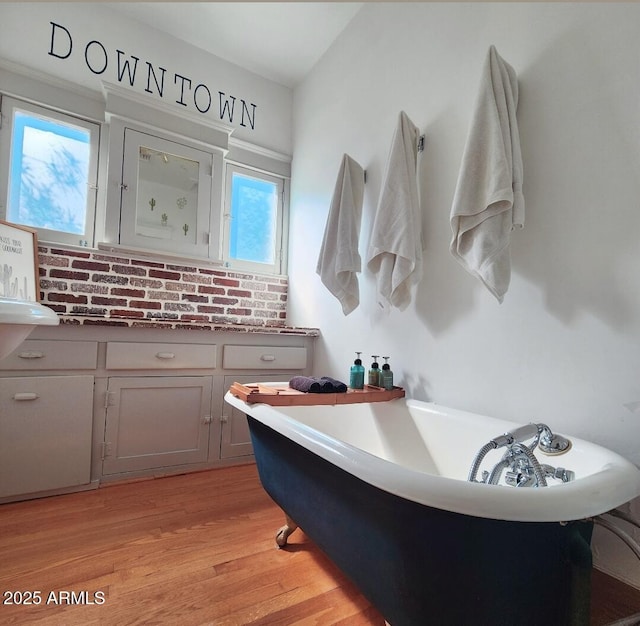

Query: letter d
[49,22,72,60]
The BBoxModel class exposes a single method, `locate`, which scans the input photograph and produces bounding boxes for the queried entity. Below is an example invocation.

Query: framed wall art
[0,220,40,302]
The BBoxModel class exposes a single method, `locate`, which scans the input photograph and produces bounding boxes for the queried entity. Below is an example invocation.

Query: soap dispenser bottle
[350,352,365,390]
[380,356,394,390]
[368,355,380,387]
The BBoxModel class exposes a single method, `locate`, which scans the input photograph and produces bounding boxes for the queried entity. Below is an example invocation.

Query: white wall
[288,2,640,586]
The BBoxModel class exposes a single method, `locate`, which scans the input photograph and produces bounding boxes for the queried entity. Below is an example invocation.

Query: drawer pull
[18,351,45,359]
[260,354,276,362]
[155,352,176,360]
[13,392,39,401]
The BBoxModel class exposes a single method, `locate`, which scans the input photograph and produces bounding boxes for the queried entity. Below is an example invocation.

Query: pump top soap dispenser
[368,355,380,387]
[380,356,394,390]
[350,352,365,390]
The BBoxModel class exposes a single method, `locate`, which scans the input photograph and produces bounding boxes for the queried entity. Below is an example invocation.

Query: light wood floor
[0,464,639,625]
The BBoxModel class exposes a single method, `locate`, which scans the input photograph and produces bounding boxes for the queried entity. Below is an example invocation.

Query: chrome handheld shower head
[490,423,540,448]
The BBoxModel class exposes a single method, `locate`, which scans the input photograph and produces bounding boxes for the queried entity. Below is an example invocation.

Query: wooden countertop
[58,315,320,337]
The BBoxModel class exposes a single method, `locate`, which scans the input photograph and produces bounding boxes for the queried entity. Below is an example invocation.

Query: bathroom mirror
[119,128,214,258]
[135,146,199,244]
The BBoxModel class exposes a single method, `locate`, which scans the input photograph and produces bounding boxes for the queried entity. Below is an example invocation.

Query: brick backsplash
[38,246,288,327]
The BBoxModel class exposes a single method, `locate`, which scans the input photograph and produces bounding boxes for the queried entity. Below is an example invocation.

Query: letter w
[219,92,236,123]
[116,50,140,86]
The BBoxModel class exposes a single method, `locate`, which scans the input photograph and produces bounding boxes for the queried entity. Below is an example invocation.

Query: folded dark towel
[319,376,348,392]
[289,376,348,394]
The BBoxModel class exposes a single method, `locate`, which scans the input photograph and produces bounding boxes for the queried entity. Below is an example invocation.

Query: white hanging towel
[450,45,524,304]
[316,154,365,315]
[367,111,422,311]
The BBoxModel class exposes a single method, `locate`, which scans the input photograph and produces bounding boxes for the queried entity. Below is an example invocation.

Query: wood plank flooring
[0,463,639,625]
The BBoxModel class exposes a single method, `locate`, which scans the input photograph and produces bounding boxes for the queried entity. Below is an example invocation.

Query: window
[223,164,286,274]
[0,96,99,247]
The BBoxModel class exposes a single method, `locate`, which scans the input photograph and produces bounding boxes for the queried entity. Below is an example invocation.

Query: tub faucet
[494,443,547,487]
[468,423,574,487]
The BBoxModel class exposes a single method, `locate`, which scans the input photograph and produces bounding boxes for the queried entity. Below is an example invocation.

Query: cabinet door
[119,128,216,259]
[220,405,253,460]
[103,376,212,476]
[0,376,94,498]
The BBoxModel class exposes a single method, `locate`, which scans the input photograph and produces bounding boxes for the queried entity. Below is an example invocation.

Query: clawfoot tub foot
[275,515,298,548]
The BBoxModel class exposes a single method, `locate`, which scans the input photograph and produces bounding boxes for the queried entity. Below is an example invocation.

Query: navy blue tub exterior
[247,416,594,626]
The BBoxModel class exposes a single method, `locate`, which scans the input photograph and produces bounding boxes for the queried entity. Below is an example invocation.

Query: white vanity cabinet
[101,341,218,476]
[0,324,316,500]
[0,340,97,500]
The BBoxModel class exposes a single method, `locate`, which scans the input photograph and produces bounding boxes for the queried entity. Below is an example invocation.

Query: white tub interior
[274,399,615,484]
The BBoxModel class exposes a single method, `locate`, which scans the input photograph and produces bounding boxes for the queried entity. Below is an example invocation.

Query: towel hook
[363,133,424,184]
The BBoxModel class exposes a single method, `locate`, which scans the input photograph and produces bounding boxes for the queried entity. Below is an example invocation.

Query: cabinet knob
[155,352,176,360]
[13,392,39,401]
[18,351,45,359]
[260,354,276,362]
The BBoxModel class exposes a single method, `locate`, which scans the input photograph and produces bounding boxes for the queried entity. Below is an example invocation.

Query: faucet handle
[505,470,537,488]
[553,467,574,483]
[541,464,574,483]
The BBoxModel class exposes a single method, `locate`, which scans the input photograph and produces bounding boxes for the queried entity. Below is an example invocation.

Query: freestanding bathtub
[224,390,640,626]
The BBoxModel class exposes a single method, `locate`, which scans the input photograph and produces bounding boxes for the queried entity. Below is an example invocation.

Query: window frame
[222,162,287,275]
[0,95,100,247]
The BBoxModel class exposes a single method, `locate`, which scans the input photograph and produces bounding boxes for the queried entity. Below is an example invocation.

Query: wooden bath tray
[229,382,405,406]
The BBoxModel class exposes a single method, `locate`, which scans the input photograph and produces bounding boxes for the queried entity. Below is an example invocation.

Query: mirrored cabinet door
[119,128,214,258]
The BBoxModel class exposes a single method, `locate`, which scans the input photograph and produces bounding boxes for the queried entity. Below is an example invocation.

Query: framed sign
[0,220,40,302]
